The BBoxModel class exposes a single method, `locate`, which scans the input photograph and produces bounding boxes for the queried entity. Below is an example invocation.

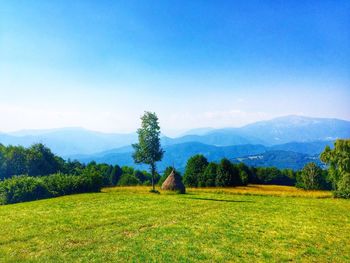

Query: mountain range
[0,128,137,156]
[1,115,349,170]
[162,115,350,146]
[70,141,332,172]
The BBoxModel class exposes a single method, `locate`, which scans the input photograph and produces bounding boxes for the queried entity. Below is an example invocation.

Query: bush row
[0,172,102,205]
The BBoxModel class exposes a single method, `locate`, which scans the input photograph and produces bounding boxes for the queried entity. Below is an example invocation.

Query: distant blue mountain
[269,140,334,155]
[162,115,350,146]
[162,131,263,146]
[165,115,350,146]
[72,142,268,172]
[0,128,137,156]
[0,115,348,157]
[237,115,350,145]
[180,127,215,136]
[70,140,334,172]
[233,150,323,170]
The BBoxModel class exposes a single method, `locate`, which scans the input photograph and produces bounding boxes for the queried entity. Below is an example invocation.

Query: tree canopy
[183,154,208,187]
[296,162,329,190]
[132,112,164,191]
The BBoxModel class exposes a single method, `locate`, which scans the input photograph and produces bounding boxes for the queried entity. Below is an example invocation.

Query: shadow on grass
[184,197,254,203]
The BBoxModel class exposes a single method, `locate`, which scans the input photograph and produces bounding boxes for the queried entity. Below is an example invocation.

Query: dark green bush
[0,172,103,205]
[250,167,296,186]
[0,176,48,204]
[334,189,350,199]
[118,174,140,186]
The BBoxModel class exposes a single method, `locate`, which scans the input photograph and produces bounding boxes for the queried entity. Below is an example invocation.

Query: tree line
[0,143,301,189]
[0,143,160,186]
[0,143,163,204]
[0,138,349,204]
[182,155,298,187]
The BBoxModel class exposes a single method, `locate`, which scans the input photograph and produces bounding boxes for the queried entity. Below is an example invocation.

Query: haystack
[161,170,186,194]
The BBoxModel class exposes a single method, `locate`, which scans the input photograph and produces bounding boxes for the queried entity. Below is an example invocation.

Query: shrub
[133,170,147,183]
[239,170,249,185]
[143,180,151,186]
[0,172,103,205]
[334,189,350,199]
[118,174,140,186]
[0,176,48,204]
[252,167,295,185]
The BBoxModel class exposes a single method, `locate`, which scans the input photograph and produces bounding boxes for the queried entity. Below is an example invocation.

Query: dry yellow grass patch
[104,184,332,198]
[191,184,332,198]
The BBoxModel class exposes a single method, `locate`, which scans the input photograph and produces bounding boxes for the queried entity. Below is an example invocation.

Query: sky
[1,0,349,136]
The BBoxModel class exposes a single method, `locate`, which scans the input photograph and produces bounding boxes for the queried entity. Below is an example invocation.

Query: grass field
[0,185,349,262]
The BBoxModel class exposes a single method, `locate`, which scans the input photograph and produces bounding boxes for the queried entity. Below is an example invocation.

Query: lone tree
[132,112,164,191]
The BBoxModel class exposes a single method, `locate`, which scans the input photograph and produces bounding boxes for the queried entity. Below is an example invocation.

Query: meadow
[0,185,349,262]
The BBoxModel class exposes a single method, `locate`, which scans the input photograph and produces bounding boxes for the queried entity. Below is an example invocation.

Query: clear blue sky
[1,0,349,135]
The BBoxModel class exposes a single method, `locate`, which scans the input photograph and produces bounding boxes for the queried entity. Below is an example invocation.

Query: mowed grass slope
[0,186,349,262]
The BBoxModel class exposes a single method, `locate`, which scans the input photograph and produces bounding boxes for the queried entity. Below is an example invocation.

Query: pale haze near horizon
[1,1,349,136]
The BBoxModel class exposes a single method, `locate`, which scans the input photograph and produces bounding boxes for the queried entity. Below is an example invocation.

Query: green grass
[0,186,349,262]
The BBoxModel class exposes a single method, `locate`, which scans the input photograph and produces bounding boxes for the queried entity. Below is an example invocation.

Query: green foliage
[239,170,249,185]
[202,162,218,187]
[84,162,109,187]
[0,172,103,205]
[183,154,208,187]
[118,174,140,186]
[63,159,85,175]
[183,155,297,188]
[133,170,147,183]
[251,167,296,185]
[0,176,47,204]
[0,143,65,180]
[122,166,134,175]
[117,166,156,186]
[110,165,122,185]
[333,188,350,199]
[216,158,242,187]
[0,145,28,179]
[27,144,63,176]
[132,112,164,190]
[296,162,330,190]
[321,139,350,198]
